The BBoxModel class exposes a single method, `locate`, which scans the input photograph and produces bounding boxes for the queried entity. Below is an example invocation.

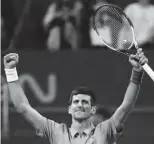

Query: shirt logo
[86,135,95,144]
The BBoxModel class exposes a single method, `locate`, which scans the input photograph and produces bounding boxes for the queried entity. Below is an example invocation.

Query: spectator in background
[78,0,94,49]
[43,1,61,51]
[43,0,83,52]
[79,0,106,49]
[124,0,154,49]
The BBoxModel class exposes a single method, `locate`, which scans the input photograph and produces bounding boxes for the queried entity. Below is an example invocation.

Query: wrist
[130,68,144,84]
[133,66,143,72]
[4,68,19,82]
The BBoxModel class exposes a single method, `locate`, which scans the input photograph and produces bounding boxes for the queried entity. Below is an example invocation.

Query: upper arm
[98,119,123,142]
[112,82,140,131]
[20,104,47,131]
[21,105,61,137]
[7,81,47,131]
[7,79,59,138]
[112,104,127,132]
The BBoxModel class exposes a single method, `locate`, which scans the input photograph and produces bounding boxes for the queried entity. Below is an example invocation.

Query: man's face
[68,94,96,121]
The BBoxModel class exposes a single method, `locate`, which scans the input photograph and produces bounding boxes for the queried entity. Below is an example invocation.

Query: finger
[129,54,140,63]
[15,53,19,59]
[138,52,144,58]
[139,57,148,65]
[136,49,143,56]
[140,59,147,65]
[4,54,18,63]
[134,53,139,61]
[129,54,136,60]
[139,57,144,64]
[16,54,19,61]
[11,53,19,60]
[4,53,11,60]
[4,54,12,62]
[4,53,16,59]
[137,48,142,53]
[7,53,16,57]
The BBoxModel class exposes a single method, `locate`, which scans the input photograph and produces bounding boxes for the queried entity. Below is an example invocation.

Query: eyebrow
[73,99,89,102]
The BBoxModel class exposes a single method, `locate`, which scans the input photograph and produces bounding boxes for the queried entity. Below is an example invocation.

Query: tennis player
[4,49,148,144]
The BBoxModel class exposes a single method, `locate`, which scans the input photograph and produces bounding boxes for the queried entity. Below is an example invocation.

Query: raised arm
[112,48,148,131]
[4,53,46,131]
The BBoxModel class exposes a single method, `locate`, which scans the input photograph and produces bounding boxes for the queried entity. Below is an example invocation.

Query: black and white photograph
[1,0,154,144]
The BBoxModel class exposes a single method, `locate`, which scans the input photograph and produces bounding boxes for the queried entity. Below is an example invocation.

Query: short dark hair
[96,105,112,120]
[68,87,96,106]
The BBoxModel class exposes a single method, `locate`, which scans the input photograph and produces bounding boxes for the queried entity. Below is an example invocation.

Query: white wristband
[5,68,19,82]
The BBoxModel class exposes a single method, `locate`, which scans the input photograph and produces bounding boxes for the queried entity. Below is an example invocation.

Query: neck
[71,118,91,132]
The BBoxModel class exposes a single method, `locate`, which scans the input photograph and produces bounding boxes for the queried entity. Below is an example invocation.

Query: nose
[77,101,83,107]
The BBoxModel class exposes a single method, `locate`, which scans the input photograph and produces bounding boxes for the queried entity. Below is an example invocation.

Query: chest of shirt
[49,129,113,144]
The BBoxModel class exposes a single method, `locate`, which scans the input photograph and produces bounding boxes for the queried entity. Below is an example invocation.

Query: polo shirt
[36,118,122,144]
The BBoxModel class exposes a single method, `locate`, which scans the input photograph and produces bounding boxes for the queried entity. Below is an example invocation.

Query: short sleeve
[36,118,60,140]
[98,118,124,142]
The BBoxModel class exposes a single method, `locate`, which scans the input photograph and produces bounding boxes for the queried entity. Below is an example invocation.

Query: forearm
[123,68,143,108]
[122,82,140,111]
[113,68,144,128]
[8,81,30,113]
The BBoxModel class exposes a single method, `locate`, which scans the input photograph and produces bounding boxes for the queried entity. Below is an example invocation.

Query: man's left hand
[129,48,148,72]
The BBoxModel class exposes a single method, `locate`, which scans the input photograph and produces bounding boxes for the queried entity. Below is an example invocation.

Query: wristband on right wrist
[4,68,19,82]
[130,69,144,84]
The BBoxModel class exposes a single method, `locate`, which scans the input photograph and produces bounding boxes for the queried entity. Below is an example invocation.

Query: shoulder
[47,119,67,130]
[95,118,123,133]
[36,119,68,139]
[41,119,67,133]
[95,118,123,141]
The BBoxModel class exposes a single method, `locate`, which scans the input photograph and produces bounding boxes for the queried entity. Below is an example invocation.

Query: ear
[68,105,71,114]
[91,106,96,115]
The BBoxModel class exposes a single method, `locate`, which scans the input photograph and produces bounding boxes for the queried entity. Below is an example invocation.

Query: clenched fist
[129,48,148,72]
[4,53,19,69]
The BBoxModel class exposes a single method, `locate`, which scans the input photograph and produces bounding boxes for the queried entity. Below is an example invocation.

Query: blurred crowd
[1,0,154,52]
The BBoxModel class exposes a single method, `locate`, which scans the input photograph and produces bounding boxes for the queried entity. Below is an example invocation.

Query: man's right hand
[4,53,19,69]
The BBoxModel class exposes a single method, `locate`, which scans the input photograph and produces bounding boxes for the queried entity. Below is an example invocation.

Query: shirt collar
[69,123,95,138]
